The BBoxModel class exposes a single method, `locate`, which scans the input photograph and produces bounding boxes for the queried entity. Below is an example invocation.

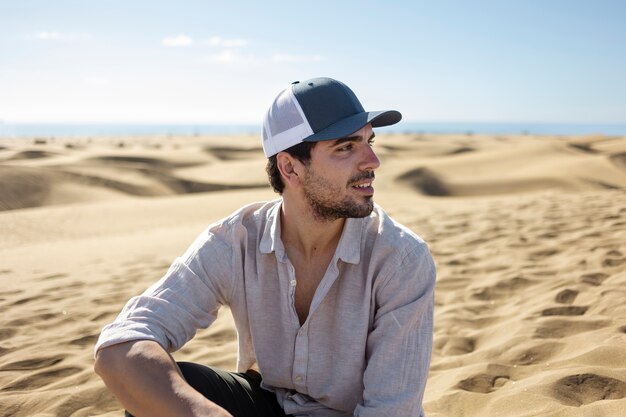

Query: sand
[1,132,625,416]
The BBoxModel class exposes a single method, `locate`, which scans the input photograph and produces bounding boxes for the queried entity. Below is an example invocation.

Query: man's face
[301,124,380,221]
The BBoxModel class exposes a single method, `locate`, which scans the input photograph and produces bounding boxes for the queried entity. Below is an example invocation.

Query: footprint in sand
[541,306,589,316]
[438,336,476,356]
[472,276,536,301]
[528,248,559,261]
[534,319,609,339]
[456,365,512,393]
[552,373,626,406]
[602,257,626,267]
[581,272,609,286]
[555,289,578,304]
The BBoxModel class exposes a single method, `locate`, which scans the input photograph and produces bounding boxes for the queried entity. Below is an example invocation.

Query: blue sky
[1,0,625,124]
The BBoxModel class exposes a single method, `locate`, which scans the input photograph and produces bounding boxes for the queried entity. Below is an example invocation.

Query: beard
[302,168,375,221]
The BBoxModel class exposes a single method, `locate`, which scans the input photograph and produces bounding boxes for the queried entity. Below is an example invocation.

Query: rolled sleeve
[355,243,436,417]
[94,229,234,356]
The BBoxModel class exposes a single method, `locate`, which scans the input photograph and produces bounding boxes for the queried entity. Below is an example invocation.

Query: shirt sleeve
[354,242,436,417]
[94,227,234,356]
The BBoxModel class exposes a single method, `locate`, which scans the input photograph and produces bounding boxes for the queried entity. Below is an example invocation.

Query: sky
[1,0,625,124]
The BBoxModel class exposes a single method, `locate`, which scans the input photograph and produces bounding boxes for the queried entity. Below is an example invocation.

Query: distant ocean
[1,122,625,138]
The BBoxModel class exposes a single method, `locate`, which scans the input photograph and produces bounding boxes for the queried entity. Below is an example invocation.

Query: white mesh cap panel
[262,86,313,157]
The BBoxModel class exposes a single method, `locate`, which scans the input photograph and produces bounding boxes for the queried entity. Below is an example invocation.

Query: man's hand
[95,340,232,417]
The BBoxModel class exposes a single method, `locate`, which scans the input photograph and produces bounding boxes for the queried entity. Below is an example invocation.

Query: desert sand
[1,132,625,416]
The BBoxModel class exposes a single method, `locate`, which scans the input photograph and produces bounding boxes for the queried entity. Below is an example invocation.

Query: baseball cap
[262,77,402,157]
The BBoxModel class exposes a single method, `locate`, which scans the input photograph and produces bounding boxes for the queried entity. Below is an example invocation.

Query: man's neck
[280,198,345,262]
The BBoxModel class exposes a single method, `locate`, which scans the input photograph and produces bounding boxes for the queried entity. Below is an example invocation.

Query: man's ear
[277,152,303,188]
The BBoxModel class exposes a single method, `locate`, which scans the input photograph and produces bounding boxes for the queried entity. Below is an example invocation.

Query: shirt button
[295,375,303,382]
[290,279,297,287]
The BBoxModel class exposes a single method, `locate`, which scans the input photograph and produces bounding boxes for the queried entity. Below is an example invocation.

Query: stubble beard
[302,169,375,222]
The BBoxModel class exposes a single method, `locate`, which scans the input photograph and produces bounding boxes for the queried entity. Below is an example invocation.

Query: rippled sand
[1,133,625,416]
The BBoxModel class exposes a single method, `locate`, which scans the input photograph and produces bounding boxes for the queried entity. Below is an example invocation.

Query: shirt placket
[292,322,310,393]
[285,262,300,327]
[285,261,310,393]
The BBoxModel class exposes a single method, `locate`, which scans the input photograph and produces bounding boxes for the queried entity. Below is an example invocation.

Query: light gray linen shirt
[95,199,436,417]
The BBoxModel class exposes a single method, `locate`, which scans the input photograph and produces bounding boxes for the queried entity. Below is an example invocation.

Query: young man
[94,77,436,417]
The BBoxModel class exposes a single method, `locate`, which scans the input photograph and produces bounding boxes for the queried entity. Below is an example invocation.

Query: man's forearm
[94,340,232,417]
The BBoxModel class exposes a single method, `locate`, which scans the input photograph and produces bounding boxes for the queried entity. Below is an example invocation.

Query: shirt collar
[260,199,285,260]
[334,217,362,265]
[259,199,363,265]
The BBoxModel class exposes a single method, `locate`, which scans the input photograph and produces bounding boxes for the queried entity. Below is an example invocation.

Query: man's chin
[308,200,374,221]
[349,201,374,218]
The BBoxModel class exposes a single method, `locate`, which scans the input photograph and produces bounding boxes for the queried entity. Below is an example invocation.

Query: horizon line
[2,120,626,126]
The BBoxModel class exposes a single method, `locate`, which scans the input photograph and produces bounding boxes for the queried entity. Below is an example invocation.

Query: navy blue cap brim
[302,110,402,143]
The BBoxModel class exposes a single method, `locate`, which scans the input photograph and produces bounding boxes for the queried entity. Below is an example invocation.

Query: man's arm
[94,340,232,417]
[355,242,436,417]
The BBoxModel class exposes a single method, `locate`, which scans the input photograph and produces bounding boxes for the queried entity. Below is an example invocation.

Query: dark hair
[266,141,316,194]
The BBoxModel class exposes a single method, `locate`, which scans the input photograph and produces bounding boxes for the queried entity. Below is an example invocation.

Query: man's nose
[360,144,380,171]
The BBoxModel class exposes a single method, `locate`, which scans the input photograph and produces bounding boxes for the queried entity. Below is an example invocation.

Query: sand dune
[0,136,268,211]
[1,133,625,416]
[388,134,626,198]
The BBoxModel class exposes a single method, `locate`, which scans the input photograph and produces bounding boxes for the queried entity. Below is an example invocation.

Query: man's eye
[338,144,353,151]
[368,139,375,146]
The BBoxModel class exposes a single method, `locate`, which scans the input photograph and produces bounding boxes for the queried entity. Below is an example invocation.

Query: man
[94,77,436,417]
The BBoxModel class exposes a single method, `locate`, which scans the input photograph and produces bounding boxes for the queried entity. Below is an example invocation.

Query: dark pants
[125,362,288,417]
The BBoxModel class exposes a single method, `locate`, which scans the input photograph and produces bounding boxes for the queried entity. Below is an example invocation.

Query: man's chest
[237,256,375,395]
[292,262,327,325]
[240,254,373,327]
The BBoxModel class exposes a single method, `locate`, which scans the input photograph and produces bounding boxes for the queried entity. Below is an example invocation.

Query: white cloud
[206,36,248,48]
[162,35,193,47]
[202,50,324,65]
[272,53,324,63]
[36,31,63,40]
[34,32,90,41]
[204,49,258,64]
